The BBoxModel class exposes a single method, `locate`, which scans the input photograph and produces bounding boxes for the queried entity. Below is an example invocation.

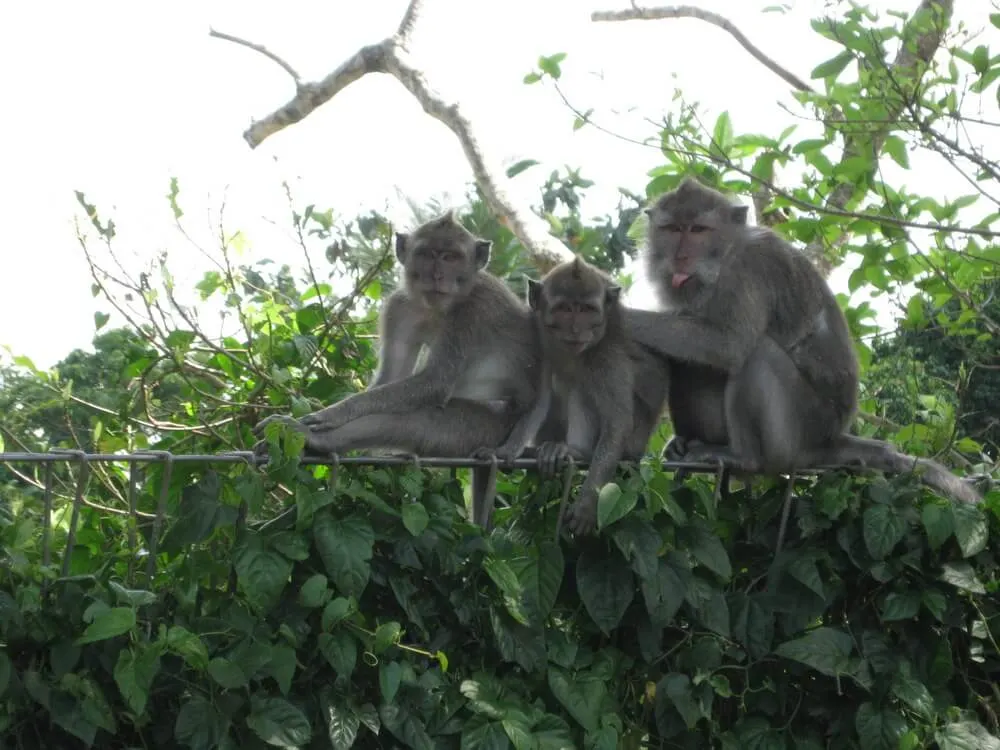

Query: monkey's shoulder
[454,273,529,319]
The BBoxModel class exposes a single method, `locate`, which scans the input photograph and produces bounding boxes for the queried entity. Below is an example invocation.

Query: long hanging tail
[832,435,982,504]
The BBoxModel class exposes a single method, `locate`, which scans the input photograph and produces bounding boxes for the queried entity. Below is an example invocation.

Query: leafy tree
[868,279,1000,459]
[2,2,1000,748]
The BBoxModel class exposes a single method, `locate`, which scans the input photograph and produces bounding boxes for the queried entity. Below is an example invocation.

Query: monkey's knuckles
[471,447,499,462]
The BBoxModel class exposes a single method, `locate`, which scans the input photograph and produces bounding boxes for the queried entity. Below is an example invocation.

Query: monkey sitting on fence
[622,176,981,505]
[478,257,671,535]
[254,212,542,492]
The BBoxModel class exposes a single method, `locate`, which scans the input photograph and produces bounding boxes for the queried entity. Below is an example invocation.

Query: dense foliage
[2,2,1000,748]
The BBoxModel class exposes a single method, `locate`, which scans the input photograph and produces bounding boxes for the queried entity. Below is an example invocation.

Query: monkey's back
[740,228,859,423]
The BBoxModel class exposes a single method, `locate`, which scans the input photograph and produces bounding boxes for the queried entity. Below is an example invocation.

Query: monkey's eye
[578,303,600,315]
[440,252,461,263]
[689,225,712,233]
[661,223,681,233]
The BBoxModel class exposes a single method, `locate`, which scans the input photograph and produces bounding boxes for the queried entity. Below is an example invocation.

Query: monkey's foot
[472,445,521,467]
[252,438,271,459]
[300,427,348,456]
[564,497,598,536]
[536,441,585,479]
[298,405,350,434]
[252,415,313,459]
[684,444,760,473]
[253,413,306,438]
[663,435,692,462]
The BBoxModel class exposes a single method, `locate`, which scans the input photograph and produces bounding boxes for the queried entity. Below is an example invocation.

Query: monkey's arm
[297,336,467,432]
[565,373,634,535]
[622,309,763,373]
[368,295,425,388]
[493,364,552,460]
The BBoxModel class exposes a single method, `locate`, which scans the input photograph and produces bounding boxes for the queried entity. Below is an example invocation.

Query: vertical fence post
[222,451,256,595]
[554,458,576,542]
[136,451,174,581]
[51,450,89,577]
[126,460,141,586]
[41,461,54,570]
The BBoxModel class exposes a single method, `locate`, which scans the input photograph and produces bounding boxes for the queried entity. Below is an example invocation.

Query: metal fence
[0,450,732,585]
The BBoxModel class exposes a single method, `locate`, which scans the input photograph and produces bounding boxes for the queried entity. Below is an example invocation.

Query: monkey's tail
[834,435,982,505]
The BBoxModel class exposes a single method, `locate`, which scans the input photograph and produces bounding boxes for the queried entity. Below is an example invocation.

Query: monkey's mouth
[420,289,452,303]
[557,337,592,353]
[671,272,693,288]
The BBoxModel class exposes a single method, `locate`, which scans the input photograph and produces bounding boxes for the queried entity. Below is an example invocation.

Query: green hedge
[1,451,999,750]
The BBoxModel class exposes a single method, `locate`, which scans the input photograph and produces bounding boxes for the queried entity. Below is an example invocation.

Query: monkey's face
[397,220,491,311]
[540,293,608,353]
[645,192,747,300]
[530,262,620,354]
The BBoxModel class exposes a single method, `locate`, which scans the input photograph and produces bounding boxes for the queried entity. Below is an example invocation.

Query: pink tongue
[671,272,692,288]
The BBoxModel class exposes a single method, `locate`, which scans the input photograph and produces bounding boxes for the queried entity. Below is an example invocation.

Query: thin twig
[590,5,816,94]
[208,28,301,82]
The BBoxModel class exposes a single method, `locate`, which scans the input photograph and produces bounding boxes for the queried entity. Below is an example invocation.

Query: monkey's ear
[527,279,543,310]
[643,207,652,218]
[605,284,622,304]
[394,233,409,263]
[730,205,749,225]
[474,240,492,269]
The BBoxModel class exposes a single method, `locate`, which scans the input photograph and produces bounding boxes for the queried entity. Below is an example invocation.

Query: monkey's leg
[304,402,519,529]
[303,401,517,457]
[723,337,837,474]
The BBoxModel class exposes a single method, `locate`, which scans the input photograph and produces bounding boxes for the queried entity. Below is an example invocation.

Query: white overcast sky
[0,0,993,369]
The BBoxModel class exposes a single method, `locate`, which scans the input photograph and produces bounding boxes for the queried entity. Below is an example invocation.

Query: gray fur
[625,177,980,505]
[254,213,542,517]
[488,258,670,535]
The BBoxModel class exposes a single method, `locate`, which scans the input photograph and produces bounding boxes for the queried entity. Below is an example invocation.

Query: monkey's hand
[564,487,599,536]
[472,442,523,467]
[684,443,760,473]
[536,441,585,479]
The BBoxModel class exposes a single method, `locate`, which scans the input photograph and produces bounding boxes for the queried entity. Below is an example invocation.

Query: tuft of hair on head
[435,209,457,225]
[570,256,585,278]
[676,176,702,192]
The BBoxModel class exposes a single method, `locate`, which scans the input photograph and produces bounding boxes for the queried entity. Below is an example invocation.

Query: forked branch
[211,1,573,270]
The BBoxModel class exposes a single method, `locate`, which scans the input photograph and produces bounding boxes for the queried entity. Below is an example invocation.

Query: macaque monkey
[483,257,671,535]
[254,213,541,508]
[623,177,981,505]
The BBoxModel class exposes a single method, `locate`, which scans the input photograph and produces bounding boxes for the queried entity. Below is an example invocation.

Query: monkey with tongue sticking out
[622,176,982,506]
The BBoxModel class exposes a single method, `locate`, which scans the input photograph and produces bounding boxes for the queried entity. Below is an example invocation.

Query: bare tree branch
[212,1,574,270]
[591,5,816,95]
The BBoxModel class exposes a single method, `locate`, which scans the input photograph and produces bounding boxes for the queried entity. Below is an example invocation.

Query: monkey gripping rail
[0,449,773,584]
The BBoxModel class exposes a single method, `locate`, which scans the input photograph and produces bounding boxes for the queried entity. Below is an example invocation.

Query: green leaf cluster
[2,450,1000,748]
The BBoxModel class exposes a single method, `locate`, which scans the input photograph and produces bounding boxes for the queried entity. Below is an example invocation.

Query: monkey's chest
[551,375,599,455]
